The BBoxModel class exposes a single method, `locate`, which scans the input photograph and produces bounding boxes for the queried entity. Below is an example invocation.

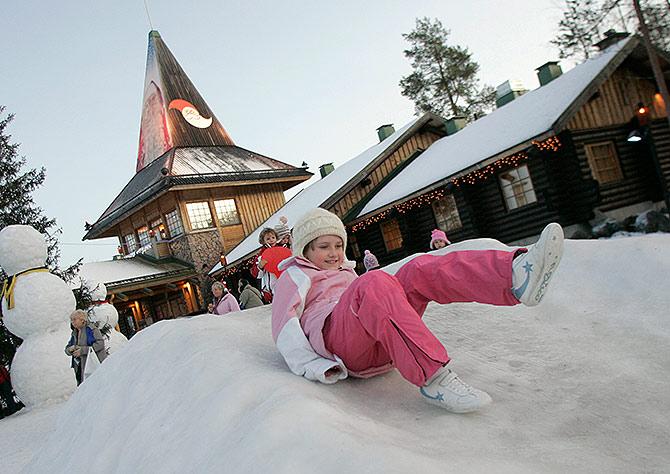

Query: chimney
[319,163,335,178]
[536,61,563,86]
[376,124,395,142]
[595,30,629,51]
[445,116,467,135]
[495,79,529,108]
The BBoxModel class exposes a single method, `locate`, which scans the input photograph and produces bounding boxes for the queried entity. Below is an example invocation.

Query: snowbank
[6,235,670,473]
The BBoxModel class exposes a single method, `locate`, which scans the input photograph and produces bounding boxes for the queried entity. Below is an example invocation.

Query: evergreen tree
[551,0,603,60]
[552,0,670,60]
[0,105,81,368]
[399,17,495,121]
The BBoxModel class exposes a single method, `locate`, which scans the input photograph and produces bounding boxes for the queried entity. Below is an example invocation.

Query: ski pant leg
[394,250,522,317]
[324,271,449,387]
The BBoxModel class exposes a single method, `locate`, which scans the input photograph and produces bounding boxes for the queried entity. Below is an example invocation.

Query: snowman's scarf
[1,267,49,309]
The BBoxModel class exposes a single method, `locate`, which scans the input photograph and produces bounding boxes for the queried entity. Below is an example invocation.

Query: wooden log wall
[570,122,668,212]
[331,130,442,219]
[350,189,478,268]
[567,67,666,131]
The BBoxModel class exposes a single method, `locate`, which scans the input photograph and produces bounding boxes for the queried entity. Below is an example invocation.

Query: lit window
[186,202,214,230]
[214,199,241,226]
[150,218,167,240]
[584,142,623,184]
[123,233,137,253]
[164,210,184,238]
[432,194,462,232]
[499,165,537,211]
[381,219,403,252]
[137,226,150,247]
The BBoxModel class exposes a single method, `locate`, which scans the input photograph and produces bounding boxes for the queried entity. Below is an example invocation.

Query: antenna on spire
[143,0,154,30]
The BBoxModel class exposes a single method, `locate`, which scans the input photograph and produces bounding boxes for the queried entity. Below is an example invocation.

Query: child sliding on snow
[271,208,564,413]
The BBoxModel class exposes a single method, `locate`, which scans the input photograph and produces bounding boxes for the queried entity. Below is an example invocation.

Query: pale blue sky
[2,0,572,266]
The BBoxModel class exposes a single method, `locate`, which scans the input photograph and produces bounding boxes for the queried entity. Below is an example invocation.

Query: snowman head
[0,225,48,275]
[85,279,107,302]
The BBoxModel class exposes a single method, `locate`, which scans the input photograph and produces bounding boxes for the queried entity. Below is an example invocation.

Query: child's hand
[73,348,82,357]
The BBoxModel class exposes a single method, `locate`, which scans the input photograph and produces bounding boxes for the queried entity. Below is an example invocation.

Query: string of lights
[348,136,562,232]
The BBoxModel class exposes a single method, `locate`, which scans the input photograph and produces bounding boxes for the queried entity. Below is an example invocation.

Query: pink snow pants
[323,250,522,387]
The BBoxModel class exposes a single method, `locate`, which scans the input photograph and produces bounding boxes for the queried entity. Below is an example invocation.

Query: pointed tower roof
[136,30,234,172]
[83,32,312,241]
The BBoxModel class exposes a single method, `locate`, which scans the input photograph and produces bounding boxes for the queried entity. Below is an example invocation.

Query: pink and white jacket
[271,256,355,384]
[210,292,240,315]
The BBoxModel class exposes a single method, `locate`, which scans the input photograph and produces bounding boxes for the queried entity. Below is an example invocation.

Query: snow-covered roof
[210,117,424,272]
[358,36,636,218]
[76,257,193,289]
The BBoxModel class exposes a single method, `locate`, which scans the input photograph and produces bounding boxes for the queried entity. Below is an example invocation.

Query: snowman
[0,225,76,406]
[83,279,128,354]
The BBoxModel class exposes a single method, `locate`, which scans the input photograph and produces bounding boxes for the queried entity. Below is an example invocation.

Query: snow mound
[24,235,670,473]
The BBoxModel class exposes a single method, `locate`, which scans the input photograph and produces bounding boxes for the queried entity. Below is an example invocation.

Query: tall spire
[136,31,234,172]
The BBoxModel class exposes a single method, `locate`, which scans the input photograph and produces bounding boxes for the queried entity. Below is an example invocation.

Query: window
[123,233,137,253]
[584,141,623,184]
[185,202,213,230]
[164,210,184,238]
[137,226,151,247]
[432,194,462,232]
[150,218,167,240]
[499,165,538,211]
[381,219,403,252]
[214,199,241,226]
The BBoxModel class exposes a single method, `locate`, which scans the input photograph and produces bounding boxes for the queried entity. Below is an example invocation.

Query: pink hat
[363,250,379,271]
[429,229,450,249]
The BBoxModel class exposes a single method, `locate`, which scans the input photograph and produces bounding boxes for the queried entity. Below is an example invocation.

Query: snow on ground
[2,234,670,473]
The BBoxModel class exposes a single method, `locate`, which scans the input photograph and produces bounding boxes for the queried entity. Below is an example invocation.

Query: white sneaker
[512,223,564,306]
[419,367,492,413]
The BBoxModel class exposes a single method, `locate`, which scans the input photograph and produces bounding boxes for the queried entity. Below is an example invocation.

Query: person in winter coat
[271,208,564,414]
[362,250,380,272]
[208,282,240,315]
[274,216,292,248]
[65,310,108,386]
[238,279,264,309]
[0,364,23,418]
[429,229,450,250]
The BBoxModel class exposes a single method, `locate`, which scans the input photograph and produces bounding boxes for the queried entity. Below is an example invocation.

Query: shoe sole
[525,223,564,306]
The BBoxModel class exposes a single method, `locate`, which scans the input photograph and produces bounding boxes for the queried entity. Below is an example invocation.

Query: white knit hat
[292,208,347,258]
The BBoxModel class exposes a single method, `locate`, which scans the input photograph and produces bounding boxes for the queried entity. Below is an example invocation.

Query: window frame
[584,141,624,185]
[185,201,214,231]
[380,219,403,252]
[136,225,151,248]
[498,164,538,212]
[123,233,138,253]
[431,194,462,233]
[213,198,242,227]
[164,209,184,238]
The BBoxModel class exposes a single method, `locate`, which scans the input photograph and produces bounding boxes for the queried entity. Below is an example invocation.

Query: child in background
[429,229,450,250]
[363,250,380,272]
[251,228,279,303]
[272,208,564,414]
[274,216,292,248]
[208,281,240,315]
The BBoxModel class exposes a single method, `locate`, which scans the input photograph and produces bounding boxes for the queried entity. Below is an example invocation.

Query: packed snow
[2,234,670,473]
